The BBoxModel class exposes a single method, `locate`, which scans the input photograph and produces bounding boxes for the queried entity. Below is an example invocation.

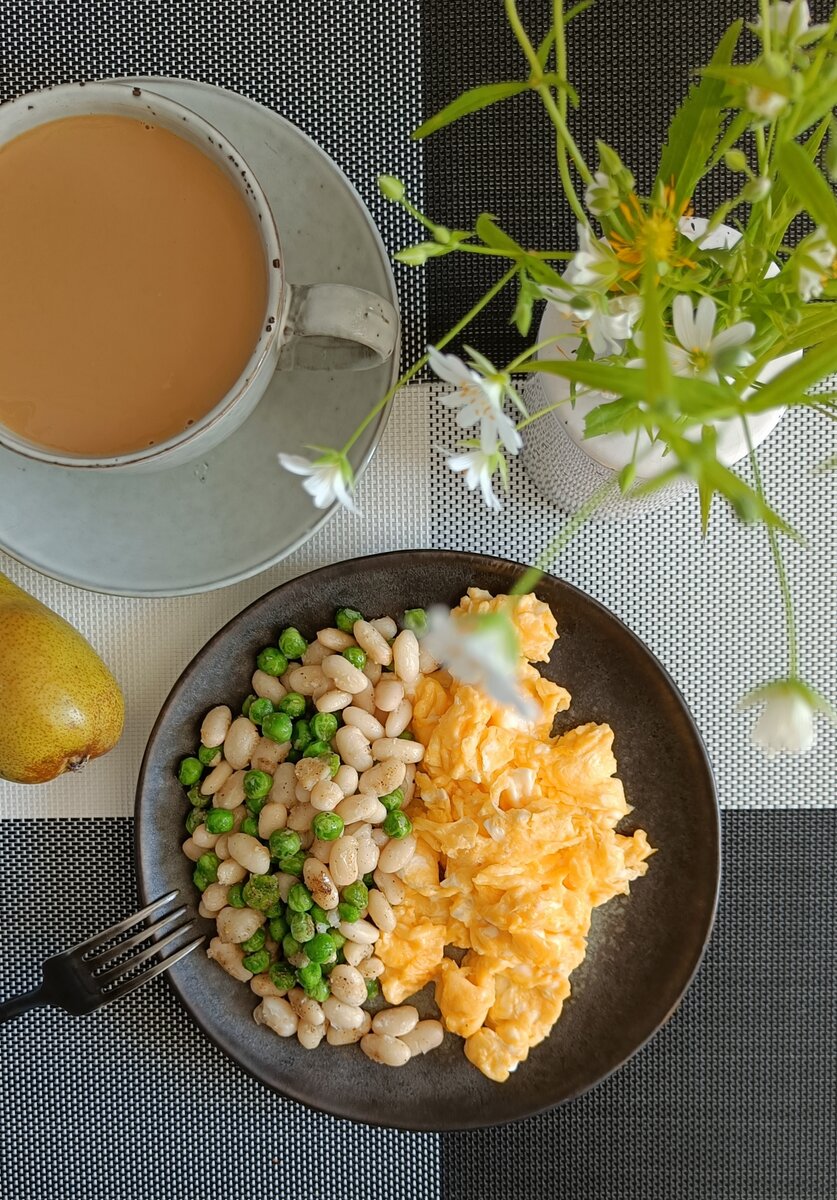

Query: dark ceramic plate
[135,550,719,1130]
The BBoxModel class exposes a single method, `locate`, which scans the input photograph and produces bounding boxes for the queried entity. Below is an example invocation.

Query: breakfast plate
[0,80,398,596]
[135,550,720,1130]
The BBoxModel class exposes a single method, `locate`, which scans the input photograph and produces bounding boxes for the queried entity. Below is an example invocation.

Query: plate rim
[134,548,721,1130]
[0,78,400,598]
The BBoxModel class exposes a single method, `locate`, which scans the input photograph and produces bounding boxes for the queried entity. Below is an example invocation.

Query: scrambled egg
[377,589,654,1082]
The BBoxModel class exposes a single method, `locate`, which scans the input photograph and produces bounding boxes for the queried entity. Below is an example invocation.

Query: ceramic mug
[0,81,399,472]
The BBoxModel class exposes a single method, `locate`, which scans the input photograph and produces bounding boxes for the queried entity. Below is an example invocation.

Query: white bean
[328,964,368,1006]
[361,1033,411,1067]
[329,835,359,888]
[392,629,420,685]
[288,802,316,832]
[372,1005,418,1037]
[215,905,264,945]
[295,783,311,805]
[343,940,373,967]
[334,726,373,772]
[303,858,339,909]
[359,955,385,980]
[287,664,327,696]
[207,937,252,981]
[298,828,314,851]
[251,736,290,775]
[215,769,247,810]
[338,918,380,945]
[323,996,366,1031]
[401,1020,444,1056]
[373,869,406,906]
[419,646,439,675]
[201,882,230,913]
[321,654,368,695]
[251,670,286,704]
[217,858,247,885]
[309,837,333,864]
[353,620,393,666]
[201,705,232,749]
[359,759,406,797]
[370,616,397,640]
[371,738,424,764]
[200,759,233,796]
[287,988,326,1026]
[253,996,298,1037]
[198,899,214,919]
[333,764,359,796]
[181,837,203,862]
[250,974,284,998]
[326,1024,367,1045]
[402,763,416,805]
[227,832,270,874]
[215,834,230,860]
[224,717,260,770]
[231,805,247,832]
[191,824,219,849]
[363,660,383,686]
[297,1020,326,1049]
[310,780,343,812]
[315,688,352,713]
[258,801,288,839]
[270,762,297,805]
[301,640,329,666]
[378,834,417,873]
[352,682,377,714]
[370,826,389,847]
[342,707,385,742]
[336,794,386,825]
[385,699,413,738]
[374,678,404,712]
[295,757,331,791]
[275,872,299,902]
[355,835,380,875]
[318,627,357,651]
[367,889,396,933]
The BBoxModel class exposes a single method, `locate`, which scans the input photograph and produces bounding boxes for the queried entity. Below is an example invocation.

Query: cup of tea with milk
[0,82,398,472]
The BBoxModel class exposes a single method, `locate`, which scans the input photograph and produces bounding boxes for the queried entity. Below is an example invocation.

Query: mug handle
[278,283,399,371]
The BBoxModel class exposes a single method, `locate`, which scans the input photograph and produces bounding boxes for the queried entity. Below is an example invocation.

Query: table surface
[1,3,835,1199]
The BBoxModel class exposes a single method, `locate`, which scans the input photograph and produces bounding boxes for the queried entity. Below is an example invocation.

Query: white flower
[737,678,836,757]
[757,0,810,38]
[278,450,356,511]
[543,287,641,358]
[428,345,522,455]
[564,222,619,290]
[666,294,755,381]
[795,225,836,301]
[423,606,536,719]
[441,446,504,510]
[746,85,788,120]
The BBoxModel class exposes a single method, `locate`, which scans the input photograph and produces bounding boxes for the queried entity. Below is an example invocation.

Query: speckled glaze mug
[0,81,399,473]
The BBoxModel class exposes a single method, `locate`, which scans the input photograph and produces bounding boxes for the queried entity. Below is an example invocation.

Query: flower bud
[377,174,405,201]
[723,148,748,173]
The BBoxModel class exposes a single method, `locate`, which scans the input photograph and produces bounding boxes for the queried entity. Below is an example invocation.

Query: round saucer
[0,79,399,596]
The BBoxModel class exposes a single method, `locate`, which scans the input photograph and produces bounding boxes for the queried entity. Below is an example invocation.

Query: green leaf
[511,270,536,337]
[641,258,672,402]
[536,28,554,68]
[745,336,837,414]
[774,139,837,244]
[564,0,597,22]
[655,20,742,207]
[475,213,526,255]
[784,62,837,140]
[701,62,793,96]
[541,72,580,108]
[413,81,529,139]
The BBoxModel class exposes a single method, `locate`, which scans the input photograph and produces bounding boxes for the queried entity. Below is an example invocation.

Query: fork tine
[74,890,180,959]
[106,934,205,1000]
[97,921,197,990]
[87,905,188,968]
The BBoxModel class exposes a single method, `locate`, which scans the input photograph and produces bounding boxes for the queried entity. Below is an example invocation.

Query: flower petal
[694,296,717,349]
[278,453,316,477]
[671,294,695,350]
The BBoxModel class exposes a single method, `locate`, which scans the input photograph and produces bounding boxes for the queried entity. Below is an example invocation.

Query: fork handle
[0,987,47,1024]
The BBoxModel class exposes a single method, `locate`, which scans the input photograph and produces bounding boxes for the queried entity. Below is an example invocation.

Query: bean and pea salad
[179,606,444,1066]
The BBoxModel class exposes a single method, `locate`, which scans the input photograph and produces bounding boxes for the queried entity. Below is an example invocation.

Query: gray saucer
[0,80,398,596]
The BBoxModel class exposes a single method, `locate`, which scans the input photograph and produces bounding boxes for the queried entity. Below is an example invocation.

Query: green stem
[758,0,771,54]
[515,398,571,430]
[509,477,617,595]
[340,266,518,455]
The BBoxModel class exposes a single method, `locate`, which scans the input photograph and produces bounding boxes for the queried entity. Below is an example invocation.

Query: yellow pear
[0,571,124,783]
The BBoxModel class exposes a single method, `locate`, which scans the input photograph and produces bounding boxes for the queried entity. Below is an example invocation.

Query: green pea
[246,793,269,816]
[335,607,363,633]
[342,646,367,671]
[240,927,266,953]
[296,961,322,991]
[342,880,368,909]
[269,962,297,992]
[186,784,209,809]
[242,949,270,974]
[241,816,260,838]
[289,911,315,943]
[331,931,347,950]
[403,607,428,637]
[279,851,305,877]
[287,883,313,913]
[303,739,331,759]
[197,744,222,767]
[310,903,330,927]
[282,934,302,959]
[365,978,380,1001]
[327,753,340,779]
[269,829,300,860]
[268,914,289,941]
[278,692,306,718]
[287,749,301,763]
[185,807,205,835]
[362,873,375,890]
[338,902,360,923]
[256,646,289,676]
[308,978,331,1003]
[312,812,344,842]
[192,867,210,893]
[379,786,404,812]
[306,932,337,964]
[204,808,234,835]
[265,899,284,918]
[292,719,312,752]
[227,883,246,908]
[196,852,220,883]
[244,769,272,800]
[399,729,415,740]
[278,626,308,660]
[383,810,413,839]
[243,874,280,912]
[178,756,203,787]
[310,711,338,743]
[241,694,257,717]
[262,711,293,745]
[248,697,274,726]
